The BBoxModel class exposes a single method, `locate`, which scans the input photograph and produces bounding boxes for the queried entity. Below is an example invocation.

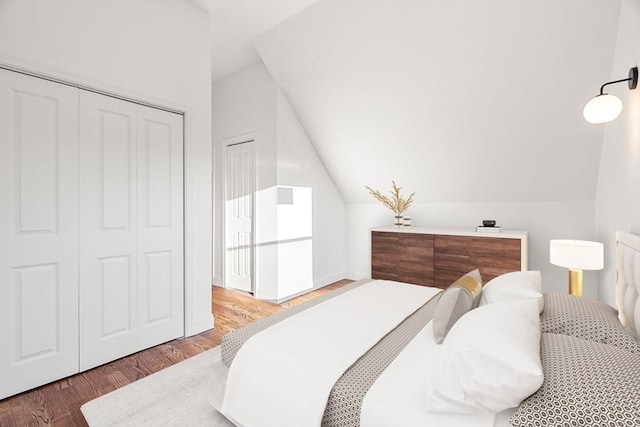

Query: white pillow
[479,270,544,313]
[426,299,543,414]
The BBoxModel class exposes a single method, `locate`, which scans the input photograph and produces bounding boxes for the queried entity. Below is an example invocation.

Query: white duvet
[361,322,498,427]
[220,280,440,427]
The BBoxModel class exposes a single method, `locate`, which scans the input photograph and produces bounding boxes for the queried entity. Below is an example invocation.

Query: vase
[394,215,403,227]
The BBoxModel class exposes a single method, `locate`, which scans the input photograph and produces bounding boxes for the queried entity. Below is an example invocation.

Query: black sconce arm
[599,67,638,95]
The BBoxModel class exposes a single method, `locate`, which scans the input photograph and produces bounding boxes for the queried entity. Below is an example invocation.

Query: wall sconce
[550,239,604,296]
[583,66,638,124]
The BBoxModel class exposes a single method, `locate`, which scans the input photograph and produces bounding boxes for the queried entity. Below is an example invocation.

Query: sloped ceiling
[254,0,622,203]
[192,0,316,81]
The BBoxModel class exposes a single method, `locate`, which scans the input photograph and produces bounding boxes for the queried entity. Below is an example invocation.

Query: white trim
[371,226,528,240]
[0,51,213,338]
[183,109,214,336]
[345,272,368,281]
[222,133,257,294]
[266,273,348,304]
[0,51,185,113]
[314,272,348,289]
[520,233,529,271]
[212,144,217,287]
[615,231,640,339]
[225,133,257,146]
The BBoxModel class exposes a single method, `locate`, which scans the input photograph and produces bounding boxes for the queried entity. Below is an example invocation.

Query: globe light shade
[583,94,623,124]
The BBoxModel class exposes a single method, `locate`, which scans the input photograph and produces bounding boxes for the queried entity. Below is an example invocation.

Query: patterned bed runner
[322,292,441,427]
[219,280,441,427]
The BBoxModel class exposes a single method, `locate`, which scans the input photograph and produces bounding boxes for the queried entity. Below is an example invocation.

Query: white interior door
[79,91,139,370]
[136,104,184,349]
[0,69,79,399]
[79,91,184,370]
[225,142,255,293]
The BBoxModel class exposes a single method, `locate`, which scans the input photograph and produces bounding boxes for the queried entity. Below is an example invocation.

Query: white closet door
[79,91,139,370]
[136,104,183,349]
[0,69,79,399]
[79,92,184,370]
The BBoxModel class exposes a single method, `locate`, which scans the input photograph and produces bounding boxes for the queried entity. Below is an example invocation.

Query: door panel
[13,264,60,360]
[0,69,79,399]
[13,92,59,233]
[136,105,184,349]
[101,110,134,230]
[99,255,134,338]
[79,91,138,371]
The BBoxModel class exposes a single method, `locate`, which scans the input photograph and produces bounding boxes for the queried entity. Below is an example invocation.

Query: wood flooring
[0,280,353,427]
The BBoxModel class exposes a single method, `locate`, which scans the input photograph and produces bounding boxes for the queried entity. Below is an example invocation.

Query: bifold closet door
[78,92,139,370]
[79,91,184,371]
[0,69,79,399]
[136,103,184,350]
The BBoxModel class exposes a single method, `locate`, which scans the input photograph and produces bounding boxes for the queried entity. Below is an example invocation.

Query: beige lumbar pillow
[432,269,483,344]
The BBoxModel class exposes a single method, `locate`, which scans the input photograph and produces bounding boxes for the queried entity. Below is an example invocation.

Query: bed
[209,232,640,427]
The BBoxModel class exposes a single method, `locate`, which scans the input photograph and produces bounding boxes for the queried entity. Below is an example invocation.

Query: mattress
[220,280,441,427]
[211,282,517,427]
[221,279,373,366]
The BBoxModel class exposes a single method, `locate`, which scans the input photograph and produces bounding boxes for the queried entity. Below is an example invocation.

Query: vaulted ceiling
[253,0,623,203]
[193,0,316,81]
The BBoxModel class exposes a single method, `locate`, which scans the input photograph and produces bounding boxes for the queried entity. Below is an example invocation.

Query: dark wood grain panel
[398,233,434,286]
[371,231,400,281]
[371,231,434,286]
[434,235,521,285]
[372,230,523,290]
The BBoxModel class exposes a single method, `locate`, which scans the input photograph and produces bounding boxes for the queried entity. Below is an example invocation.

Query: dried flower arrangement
[365,180,415,215]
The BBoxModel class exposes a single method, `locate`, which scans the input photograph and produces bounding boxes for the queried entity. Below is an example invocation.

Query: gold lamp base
[568,269,583,296]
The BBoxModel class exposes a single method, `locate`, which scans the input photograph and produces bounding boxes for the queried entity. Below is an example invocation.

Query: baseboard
[268,272,349,304]
[271,290,311,304]
[212,275,224,287]
[345,272,368,281]
[314,272,348,288]
[184,314,214,337]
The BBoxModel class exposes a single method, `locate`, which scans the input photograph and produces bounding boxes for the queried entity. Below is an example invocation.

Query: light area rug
[81,346,234,427]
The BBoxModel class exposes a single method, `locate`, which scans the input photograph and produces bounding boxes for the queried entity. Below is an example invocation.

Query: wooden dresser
[371,227,528,288]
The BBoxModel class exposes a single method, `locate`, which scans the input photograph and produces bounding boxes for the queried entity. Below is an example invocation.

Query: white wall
[213,63,347,301]
[255,1,620,205]
[346,200,598,297]
[277,89,346,299]
[276,186,314,298]
[595,0,640,306]
[253,0,621,301]
[0,0,213,335]
[212,63,278,299]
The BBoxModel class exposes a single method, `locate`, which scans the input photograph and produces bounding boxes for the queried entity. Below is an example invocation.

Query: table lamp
[549,239,604,296]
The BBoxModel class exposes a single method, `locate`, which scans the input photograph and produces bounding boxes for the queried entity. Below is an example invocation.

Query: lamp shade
[583,94,623,124]
[550,240,604,270]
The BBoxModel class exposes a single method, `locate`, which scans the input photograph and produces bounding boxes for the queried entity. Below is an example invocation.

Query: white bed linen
[221,280,440,427]
[210,329,515,427]
[361,322,513,427]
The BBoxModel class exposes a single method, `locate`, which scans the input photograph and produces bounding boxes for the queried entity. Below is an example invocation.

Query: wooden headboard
[615,232,640,340]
